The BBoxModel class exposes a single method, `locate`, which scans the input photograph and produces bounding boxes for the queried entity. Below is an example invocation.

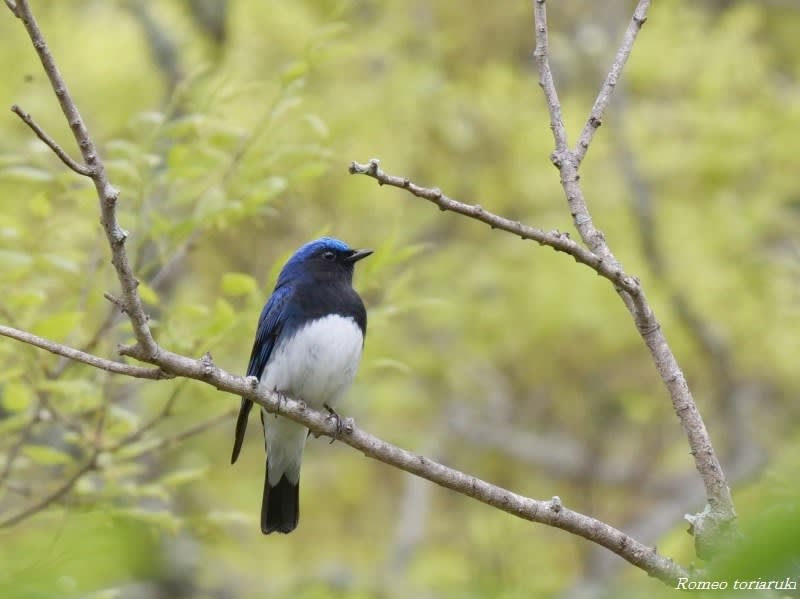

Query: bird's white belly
[260,314,364,485]
[260,314,364,410]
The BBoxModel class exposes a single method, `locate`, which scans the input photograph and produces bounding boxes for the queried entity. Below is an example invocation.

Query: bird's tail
[261,468,300,534]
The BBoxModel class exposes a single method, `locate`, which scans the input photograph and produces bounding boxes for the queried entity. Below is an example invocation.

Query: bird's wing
[231,285,293,464]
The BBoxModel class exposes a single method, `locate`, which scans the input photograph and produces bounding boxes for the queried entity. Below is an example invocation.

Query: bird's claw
[273,390,292,417]
[324,403,345,444]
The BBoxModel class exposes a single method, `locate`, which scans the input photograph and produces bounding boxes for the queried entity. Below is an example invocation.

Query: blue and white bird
[231,237,372,534]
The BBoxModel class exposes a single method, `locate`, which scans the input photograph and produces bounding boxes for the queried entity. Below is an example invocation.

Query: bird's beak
[344,248,373,263]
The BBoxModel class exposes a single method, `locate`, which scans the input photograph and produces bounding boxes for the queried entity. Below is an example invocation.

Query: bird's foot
[273,390,295,416]
[324,403,346,444]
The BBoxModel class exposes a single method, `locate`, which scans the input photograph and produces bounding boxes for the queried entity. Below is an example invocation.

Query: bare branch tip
[4,0,19,17]
[102,292,125,310]
[117,343,137,357]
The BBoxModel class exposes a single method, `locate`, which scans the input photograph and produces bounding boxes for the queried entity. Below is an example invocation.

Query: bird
[230,237,372,534]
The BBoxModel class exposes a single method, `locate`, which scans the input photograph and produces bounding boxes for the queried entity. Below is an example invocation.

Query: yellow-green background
[0,1,798,598]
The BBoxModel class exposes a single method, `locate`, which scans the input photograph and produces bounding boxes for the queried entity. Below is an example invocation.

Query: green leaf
[368,358,413,375]
[271,95,303,121]
[31,311,82,340]
[0,367,24,384]
[206,510,251,526]
[205,298,236,336]
[290,160,329,181]
[37,379,99,410]
[130,111,166,129]
[24,444,75,466]
[161,466,208,488]
[29,193,51,218]
[138,281,160,305]
[110,508,181,533]
[221,272,258,297]
[0,412,27,436]
[105,159,142,187]
[303,113,330,139]
[2,382,33,412]
[106,405,141,436]
[0,249,33,274]
[39,253,81,274]
[280,60,309,86]
[6,289,46,311]
[0,166,54,183]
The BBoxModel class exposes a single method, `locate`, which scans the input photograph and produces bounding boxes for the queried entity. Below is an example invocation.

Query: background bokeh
[0,1,798,598]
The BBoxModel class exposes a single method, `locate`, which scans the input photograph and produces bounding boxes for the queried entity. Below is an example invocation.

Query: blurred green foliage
[0,1,798,597]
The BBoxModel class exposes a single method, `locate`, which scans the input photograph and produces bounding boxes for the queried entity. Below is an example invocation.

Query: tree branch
[573,0,650,165]
[348,0,738,560]
[10,104,92,176]
[348,159,639,295]
[11,0,157,358]
[531,0,737,557]
[0,403,41,491]
[0,452,98,529]
[0,325,171,380]
[1,320,688,581]
[122,344,695,583]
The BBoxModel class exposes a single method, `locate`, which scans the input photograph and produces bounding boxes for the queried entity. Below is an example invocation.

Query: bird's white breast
[260,314,364,410]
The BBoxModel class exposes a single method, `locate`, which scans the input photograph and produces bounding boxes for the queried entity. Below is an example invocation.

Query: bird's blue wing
[231,285,293,464]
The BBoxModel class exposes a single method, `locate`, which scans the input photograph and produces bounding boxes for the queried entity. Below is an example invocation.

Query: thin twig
[573,0,651,164]
[349,159,638,294]
[106,381,187,451]
[117,409,236,460]
[0,406,41,491]
[0,325,170,380]
[4,0,18,17]
[0,451,98,528]
[10,105,92,176]
[13,0,158,358]
[532,0,569,153]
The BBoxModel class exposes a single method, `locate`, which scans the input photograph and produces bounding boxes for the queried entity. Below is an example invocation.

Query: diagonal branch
[10,0,157,358]
[11,104,92,175]
[0,325,171,380]
[127,344,690,583]
[531,0,737,558]
[0,319,688,583]
[0,452,98,529]
[349,159,639,295]
[573,0,650,164]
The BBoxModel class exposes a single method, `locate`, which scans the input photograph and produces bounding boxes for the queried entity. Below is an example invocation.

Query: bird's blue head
[276,237,372,288]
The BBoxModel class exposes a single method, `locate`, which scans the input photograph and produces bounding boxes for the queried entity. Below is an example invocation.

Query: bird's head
[276,237,372,287]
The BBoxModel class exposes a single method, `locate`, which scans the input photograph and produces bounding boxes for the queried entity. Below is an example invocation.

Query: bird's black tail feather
[231,398,253,464]
[261,469,299,534]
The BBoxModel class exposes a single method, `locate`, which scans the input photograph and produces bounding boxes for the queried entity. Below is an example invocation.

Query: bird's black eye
[322,251,336,261]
